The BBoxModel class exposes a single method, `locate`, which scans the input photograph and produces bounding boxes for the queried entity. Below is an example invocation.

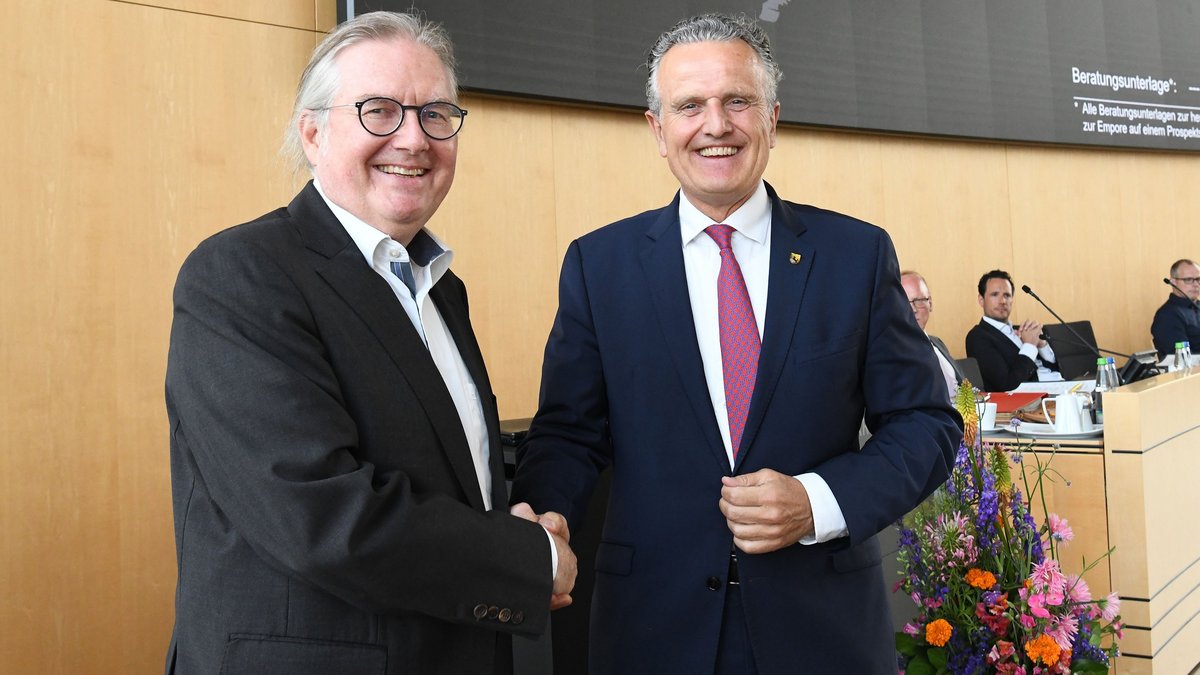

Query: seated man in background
[901,270,963,399]
[1151,258,1200,359]
[965,269,1059,391]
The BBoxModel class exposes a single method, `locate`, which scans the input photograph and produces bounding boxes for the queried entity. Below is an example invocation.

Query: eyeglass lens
[1174,277,1200,285]
[357,98,465,140]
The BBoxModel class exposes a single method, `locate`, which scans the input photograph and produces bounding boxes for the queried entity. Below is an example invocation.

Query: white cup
[980,402,997,431]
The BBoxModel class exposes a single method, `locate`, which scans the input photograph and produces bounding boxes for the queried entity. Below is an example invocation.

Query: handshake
[510,502,578,610]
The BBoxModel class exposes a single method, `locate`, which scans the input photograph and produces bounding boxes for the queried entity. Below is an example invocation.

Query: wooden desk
[1102,371,1200,674]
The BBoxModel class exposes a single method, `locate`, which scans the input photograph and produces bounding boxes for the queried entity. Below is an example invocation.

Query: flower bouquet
[895,382,1122,674]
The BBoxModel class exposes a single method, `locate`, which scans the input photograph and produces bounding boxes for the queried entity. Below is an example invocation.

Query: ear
[977,294,985,309]
[768,101,780,148]
[299,112,323,167]
[645,110,668,158]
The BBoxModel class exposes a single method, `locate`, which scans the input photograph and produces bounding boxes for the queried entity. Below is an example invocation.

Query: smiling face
[300,37,457,244]
[645,40,779,222]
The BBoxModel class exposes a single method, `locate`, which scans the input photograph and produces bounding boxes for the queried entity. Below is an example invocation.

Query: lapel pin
[789,252,802,265]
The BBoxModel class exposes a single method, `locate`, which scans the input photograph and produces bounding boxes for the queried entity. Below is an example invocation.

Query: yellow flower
[925,618,953,647]
[1023,634,1062,665]
[965,568,997,589]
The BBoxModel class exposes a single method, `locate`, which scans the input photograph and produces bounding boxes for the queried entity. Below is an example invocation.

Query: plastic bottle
[1106,356,1119,387]
[1092,357,1108,425]
[1170,342,1187,372]
[1184,341,1194,371]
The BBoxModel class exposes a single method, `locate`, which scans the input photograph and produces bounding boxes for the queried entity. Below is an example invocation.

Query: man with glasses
[902,271,964,399]
[164,12,573,674]
[1151,258,1200,358]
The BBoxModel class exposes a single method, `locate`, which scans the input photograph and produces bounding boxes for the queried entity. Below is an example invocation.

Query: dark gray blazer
[165,182,551,674]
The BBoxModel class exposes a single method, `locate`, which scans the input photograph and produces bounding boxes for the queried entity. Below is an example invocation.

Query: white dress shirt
[314,180,494,509]
[981,315,1061,382]
[929,336,960,400]
[679,181,848,544]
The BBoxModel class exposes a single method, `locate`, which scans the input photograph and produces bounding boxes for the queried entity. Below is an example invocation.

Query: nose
[700,100,733,136]
[389,108,430,152]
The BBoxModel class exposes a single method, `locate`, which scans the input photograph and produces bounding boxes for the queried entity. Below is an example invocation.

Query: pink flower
[903,622,920,636]
[1101,592,1121,622]
[1047,514,1074,543]
[1066,575,1091,605]
[1020,613,1037,629]
[1028,592,1052,618]
[1030,559,1067,605]
[1047,612,1079,650]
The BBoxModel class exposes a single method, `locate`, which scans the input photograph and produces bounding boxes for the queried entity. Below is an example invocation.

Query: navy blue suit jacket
[512,185,961,674]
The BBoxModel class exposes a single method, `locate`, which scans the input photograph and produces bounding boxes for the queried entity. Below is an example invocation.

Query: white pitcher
[1042,393,1087,433]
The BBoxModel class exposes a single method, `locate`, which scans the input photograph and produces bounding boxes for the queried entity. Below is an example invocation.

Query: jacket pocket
[220,634,386,675]
[594,541,634,576]
[830,536,882,573]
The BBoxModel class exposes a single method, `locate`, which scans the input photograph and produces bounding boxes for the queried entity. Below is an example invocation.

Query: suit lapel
[930,335,967,381]
[430,278,507,510]
[639,197,729,473]
[736,185,813,470]
[290,184,487,511]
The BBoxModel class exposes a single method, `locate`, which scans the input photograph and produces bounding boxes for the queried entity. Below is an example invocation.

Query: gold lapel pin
[789,252,802,265]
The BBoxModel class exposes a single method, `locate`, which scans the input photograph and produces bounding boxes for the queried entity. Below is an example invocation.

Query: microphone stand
[1020,284,1100,359]
[1163,278,1200,307]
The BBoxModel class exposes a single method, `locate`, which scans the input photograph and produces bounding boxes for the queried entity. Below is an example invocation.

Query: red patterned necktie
[704,224,760,458]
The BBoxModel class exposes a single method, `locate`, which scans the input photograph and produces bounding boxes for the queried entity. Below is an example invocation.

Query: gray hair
[1171,258,1198,277]
[281,11,458,175]
[644,13,782,117]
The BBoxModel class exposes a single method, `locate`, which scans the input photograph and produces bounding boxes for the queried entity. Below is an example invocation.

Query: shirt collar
[981,315,1012,333]
[678,181,770,247]
[313,178,453,281]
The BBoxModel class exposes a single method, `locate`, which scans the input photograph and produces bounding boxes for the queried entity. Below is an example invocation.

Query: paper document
[1012,381,1096,394]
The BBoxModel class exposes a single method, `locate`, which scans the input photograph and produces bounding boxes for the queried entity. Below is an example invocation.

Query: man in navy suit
[165,12,574,674]
[510,13,960,675]
[965,269,1061,392]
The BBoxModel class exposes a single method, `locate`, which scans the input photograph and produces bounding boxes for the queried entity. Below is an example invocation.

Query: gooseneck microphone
[1163,277,1199,306]
[1021,284,1101,359]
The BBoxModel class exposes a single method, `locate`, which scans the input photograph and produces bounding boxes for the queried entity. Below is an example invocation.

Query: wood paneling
[0,1,322,672]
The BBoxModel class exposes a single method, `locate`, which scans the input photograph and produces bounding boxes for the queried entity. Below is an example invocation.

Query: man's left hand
[719,469,814,554]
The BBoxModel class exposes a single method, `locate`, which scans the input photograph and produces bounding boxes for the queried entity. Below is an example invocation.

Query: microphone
[1020,284,1101,358]
[1038,331,1132,359]
[1163,277,1199,306]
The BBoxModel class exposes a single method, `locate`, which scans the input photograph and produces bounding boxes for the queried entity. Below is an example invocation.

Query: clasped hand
[718,468,814,554]
[510,503,576,610]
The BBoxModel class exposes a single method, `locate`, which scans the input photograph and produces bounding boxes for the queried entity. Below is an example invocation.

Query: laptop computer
[1041,321,1100,380]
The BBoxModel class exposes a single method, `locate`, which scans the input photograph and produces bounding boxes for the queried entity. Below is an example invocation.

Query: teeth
[378,165,426,176]
[699,146,738,157]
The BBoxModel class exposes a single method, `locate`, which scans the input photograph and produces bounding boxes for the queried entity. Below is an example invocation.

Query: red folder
[987,392,1046,414]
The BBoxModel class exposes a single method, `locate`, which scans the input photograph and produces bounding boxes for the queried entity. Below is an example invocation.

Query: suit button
[498,608,512,623]
[473,604,488,620]
[706,576,721,591]
[511,610,524,625]
[487,605,500,620]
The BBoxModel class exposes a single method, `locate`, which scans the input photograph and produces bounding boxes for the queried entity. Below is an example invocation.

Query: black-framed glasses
[909,297,932,309]
[1173,276,1200,285]
[322,97,467,140]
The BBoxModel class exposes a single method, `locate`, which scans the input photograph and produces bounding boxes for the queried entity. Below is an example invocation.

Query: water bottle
[1106,356,1119,387]
[1185,341,1194,371]
[1170,342,1187,372]
[1092,357,1108,424]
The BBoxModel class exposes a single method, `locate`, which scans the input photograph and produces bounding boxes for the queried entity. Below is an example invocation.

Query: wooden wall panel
[0,1,322,672]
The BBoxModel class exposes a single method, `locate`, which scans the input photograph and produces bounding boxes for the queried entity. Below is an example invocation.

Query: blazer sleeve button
[498,608,512,623]
[473,604,488,620]
[706,576,721,591]
[511,611,524,625]
[487,605,500,620]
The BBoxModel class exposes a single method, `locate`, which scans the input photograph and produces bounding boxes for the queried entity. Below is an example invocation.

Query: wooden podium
[1103,370,1200,674]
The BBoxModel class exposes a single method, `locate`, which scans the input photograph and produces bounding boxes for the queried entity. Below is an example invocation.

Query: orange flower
[1023,634,1062,665]
[965,568,997,589]
[925,618,953,647]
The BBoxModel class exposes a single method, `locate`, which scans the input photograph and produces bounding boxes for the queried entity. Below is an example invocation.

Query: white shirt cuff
[543,527,558,579]
[794,473,848,544]
[1018,342,1039,360]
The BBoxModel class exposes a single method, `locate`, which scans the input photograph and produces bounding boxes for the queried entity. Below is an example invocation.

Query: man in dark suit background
[901,270,965,399]
[164,12,574,674]
[511,13,961,674]
[1151,258,1200,358]
[965,269,1061,392]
